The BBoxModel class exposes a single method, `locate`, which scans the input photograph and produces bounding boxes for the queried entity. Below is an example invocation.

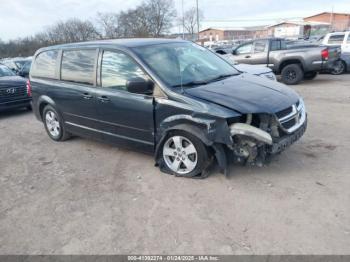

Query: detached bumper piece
[268,119,307,154]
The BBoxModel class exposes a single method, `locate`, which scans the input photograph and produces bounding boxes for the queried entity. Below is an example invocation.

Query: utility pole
[182,0,185,39]
[196,0,200,40]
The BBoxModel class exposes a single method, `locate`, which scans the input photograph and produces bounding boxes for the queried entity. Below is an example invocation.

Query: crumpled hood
[184,73,299,114]
[0,76,26,88]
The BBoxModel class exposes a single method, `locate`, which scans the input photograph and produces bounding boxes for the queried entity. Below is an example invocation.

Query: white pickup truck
[322,31,350,74]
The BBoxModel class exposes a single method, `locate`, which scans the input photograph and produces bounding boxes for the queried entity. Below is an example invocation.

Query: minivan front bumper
[268,117,307,154]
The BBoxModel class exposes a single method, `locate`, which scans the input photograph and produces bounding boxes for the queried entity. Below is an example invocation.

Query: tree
[145,0,177,36]
[183,7,203,37]
[96,12,120,39]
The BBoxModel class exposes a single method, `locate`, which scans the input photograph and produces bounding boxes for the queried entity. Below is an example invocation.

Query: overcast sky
[0,0,349,41]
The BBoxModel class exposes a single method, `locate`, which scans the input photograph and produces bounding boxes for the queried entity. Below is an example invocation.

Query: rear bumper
[0,98,32,111]
[268,117,307,154]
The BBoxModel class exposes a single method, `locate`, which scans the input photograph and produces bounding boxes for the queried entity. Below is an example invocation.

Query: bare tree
[145,0,177,36]
[183,7,203,37]
[96,12,120,39]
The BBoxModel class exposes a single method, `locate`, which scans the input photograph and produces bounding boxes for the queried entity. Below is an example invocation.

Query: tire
[304,71,318,80]
[331,60,346,75]
[159,130,210,178]
[42,105,71,141]
[281,64,304,85]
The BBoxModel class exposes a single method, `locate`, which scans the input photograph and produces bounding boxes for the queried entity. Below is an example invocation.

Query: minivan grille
[0,86,27,102]
[275,99,306,134]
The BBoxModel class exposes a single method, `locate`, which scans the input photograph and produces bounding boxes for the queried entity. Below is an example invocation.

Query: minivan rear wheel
[43,105,71,141]
[160,131,209,178]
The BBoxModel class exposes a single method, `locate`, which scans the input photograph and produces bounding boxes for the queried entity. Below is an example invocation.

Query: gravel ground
[0,74,349,255]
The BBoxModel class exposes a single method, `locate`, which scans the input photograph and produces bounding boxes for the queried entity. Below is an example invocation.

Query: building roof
[304,12,350,20]
[199,26,267,33]
[267,20,330,28]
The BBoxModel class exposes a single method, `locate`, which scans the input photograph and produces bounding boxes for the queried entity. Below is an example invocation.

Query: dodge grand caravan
[30,39,307,178]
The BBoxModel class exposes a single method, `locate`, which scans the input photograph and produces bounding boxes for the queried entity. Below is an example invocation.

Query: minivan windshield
[0,65,16,77]
[134,42,240,88]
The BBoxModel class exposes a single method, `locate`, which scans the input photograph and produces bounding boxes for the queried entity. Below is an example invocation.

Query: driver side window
[236,43,253,55]
[101,51,148,91]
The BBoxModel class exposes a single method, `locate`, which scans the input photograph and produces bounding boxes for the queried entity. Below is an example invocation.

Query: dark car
[30,39,307,178]
[0,64,32,112]
[18,60,32,78]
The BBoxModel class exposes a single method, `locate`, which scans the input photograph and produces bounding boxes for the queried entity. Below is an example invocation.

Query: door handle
[245,55,251,58]
[97,96,110,103]
[83,93,93,100]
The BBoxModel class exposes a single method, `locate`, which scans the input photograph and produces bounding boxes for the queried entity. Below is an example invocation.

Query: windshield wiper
[206,73,238,83]
[172,80,208,88]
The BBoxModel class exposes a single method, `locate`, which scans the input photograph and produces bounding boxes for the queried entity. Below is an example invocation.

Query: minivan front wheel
[161,131,209,177]
[43,105,71,141]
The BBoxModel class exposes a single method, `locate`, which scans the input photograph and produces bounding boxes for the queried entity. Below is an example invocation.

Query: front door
[232,42,254,64]
[94,49,155,151]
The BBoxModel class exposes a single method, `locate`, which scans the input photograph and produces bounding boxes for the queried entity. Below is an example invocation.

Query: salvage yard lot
[0,74,350,254]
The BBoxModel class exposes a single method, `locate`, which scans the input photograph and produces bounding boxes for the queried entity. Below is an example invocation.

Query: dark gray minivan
[30,39,307,178]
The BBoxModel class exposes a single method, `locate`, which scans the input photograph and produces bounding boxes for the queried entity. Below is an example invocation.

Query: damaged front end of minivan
[155,98,307,178]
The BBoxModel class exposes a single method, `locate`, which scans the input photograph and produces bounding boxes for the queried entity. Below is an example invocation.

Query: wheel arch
[278,59,304,73]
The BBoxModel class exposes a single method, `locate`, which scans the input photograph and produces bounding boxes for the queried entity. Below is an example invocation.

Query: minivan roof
[36,38,188,53]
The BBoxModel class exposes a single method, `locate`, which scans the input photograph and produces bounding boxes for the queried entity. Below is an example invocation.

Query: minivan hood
[184,74,299,114]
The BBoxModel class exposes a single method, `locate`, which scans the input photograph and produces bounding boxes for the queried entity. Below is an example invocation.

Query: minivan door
[94,49,154,151]
[57,49,101,138]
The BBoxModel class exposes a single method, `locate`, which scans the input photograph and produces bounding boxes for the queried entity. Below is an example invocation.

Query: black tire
[304,71,318,80]
[42,105,71,141]
[331,60,346,75]
[281,64,304,85]
[158,130,210,178]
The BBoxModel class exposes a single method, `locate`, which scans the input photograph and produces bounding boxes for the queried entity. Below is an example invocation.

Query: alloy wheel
[45,110,61,138]
[163,135,198,175]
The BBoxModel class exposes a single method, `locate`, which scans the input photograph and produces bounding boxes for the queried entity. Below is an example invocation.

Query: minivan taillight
[26,80,32,97]
[321,49,329,60]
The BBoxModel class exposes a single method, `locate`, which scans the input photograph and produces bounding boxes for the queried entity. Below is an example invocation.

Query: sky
[0,0,350,41]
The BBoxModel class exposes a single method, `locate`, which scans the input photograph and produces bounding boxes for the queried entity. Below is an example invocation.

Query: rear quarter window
[31,50,59,78]
[328,34,345,44]
[61,49,96,85]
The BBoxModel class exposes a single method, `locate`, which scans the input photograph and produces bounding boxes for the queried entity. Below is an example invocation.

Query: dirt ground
[0,74,349,255]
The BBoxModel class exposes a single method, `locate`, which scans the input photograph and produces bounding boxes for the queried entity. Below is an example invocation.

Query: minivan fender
[36,95,59,121]
[155,116,233,175]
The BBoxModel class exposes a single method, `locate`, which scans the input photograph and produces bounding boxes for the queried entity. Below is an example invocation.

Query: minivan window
[328,34,345,44]
[61,49,96,85]
[134,43,239,87]
[31,50,58,78]
[101,51,148,91]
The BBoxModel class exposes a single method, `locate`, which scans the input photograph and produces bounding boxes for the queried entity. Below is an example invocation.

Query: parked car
[1,57,32,74]
[322,31,350,53]
[320,32,350,75]
[18,60,32,78]
[0,64,32,111]
[232,38,340,85]
[30,39,307,178]
[213,48,277,81]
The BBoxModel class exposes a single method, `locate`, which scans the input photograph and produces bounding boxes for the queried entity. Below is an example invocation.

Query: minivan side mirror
[126,77,154,95]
